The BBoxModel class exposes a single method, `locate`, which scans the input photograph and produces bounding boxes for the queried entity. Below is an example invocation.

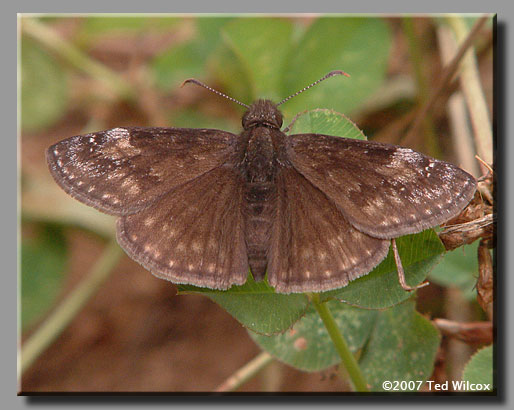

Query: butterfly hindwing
[45,91,478,294]
[46,127,238,215]
[287,134,477,239]
[116,165,249,290]
[267,166,390,293]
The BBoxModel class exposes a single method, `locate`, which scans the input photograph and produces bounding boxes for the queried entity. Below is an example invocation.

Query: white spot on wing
[127,183,141,196]
[107,127,129,139]
[116,138,132,150]
[362,203,375,215]
[191,241,202,252]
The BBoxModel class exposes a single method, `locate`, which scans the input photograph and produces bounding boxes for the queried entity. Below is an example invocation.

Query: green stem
[215,352,274,392]
[19,240,123,378]
[310,294,369,392]
[21,17,136,101]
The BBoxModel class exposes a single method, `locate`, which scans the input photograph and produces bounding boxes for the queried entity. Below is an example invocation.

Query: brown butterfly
[46,71,476,293]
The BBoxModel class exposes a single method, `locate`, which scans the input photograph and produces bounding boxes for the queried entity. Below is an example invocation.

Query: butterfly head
[242,99,283,131]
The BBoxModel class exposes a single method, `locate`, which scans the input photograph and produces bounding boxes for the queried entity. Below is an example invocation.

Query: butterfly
[46,71,477,294]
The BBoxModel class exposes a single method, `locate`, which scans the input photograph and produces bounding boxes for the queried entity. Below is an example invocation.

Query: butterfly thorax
[242,99,283,130]
[240,100,285,281]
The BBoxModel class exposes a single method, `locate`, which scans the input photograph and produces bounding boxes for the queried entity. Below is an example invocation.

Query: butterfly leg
[391,238,430,291]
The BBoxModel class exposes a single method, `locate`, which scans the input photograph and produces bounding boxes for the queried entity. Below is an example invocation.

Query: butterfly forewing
[288,134,477,239]
[268,166,390,293]
[116,165,249,290]
[46,87,478,294]
[47,127,238,215]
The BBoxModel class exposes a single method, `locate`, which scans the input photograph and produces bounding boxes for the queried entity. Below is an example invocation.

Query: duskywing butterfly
[46,71,477,293]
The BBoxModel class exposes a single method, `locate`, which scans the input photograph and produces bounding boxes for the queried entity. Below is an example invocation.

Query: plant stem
[19,240,123,378]
[436,25,480,177]
[215,352,274,392]
[310,294,369,392]
[402,15,489,147]
[446,15,493,167]
[21,17,136,101]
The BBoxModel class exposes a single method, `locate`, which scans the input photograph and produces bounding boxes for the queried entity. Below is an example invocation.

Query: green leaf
[152,42,208,91]
[250,300,377,371]
[429,242,480,300]
[178,275,309,335]
[221,18,294,101]
[461,345,493,390]
[21,36,69,132]
[152,17,233,91]
[209,41,253,108]
[21,225,68,330]
[359,301,441,391]
[196,17,235,44]
[322,229,445,309]
[281,17,392,118]
[286,108,366,140]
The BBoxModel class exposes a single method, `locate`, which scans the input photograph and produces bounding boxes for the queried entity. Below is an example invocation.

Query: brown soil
[21,232,346,393]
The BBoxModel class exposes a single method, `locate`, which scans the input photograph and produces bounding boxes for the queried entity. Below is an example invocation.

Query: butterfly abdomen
[243,181,276,281]
[241,127,279,281]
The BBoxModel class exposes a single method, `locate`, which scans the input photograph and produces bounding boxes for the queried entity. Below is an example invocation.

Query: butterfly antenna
[276,70,350,107]
[181,78,250,109]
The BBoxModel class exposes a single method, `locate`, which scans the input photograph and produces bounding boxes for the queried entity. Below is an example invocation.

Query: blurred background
[19,14,493,392]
